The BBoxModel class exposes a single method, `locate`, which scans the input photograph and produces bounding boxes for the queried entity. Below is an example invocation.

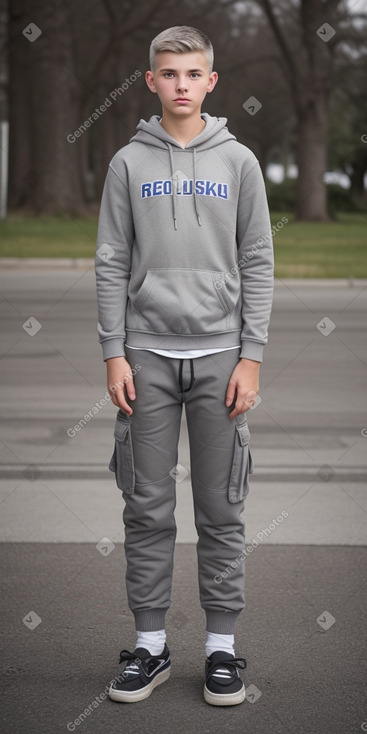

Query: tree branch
[80,0,166,108]
[256,0,299,104]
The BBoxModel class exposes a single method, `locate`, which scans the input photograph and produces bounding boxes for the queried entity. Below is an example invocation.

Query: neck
[159,112,206,148]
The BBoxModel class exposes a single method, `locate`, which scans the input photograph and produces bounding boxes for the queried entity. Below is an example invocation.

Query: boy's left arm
[226,159,274,419]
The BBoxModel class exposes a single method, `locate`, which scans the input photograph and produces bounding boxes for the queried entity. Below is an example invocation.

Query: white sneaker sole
[204,682,246,706]
[108,666,171,703]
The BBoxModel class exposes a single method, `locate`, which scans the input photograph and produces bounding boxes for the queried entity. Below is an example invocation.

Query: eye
[190,73,200,79]
[163,73,174,78]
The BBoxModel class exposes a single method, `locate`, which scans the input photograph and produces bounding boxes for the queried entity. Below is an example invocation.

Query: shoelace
[206,656,247,688]
[118,649,143,672]
[119,649,142,662]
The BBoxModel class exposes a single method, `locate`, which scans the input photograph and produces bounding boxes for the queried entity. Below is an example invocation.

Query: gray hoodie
[95,113,274,362]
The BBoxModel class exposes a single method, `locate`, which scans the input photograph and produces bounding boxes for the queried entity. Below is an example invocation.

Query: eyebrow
[158,68,204,72]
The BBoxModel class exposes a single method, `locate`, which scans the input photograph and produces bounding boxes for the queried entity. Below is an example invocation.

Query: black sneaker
[204,651,247,706]
[108,644,171,703]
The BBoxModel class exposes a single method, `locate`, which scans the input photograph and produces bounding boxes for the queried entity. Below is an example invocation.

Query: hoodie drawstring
[166,142,202,230]
[193,147,202,227]
[167,143,178,230]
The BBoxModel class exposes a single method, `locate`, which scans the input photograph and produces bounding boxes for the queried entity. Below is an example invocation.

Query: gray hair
[149,26,214,72]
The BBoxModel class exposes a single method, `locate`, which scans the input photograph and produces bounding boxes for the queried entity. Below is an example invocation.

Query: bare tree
[8,0,169,214]
[254,0,367,220]
[8,0,85,214]
[252,0,336,220]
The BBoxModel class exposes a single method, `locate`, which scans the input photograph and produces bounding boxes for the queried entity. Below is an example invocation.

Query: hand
[225,358,260,419]
[106,356,136,415]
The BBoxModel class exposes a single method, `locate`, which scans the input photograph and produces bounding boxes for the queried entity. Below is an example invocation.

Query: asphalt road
[0,271,366,544]
[1,270,367,734]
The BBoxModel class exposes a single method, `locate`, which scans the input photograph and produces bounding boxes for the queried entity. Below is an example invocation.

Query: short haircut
[149,26,214,72]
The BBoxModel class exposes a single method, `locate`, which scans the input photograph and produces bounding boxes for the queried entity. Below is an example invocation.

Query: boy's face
[145,51,218,118]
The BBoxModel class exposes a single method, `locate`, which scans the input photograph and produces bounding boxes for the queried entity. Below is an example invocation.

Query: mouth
[174,98,190,102]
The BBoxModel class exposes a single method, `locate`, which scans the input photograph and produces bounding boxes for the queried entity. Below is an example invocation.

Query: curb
[275,277,367,287]
[0,258,95,269]
[1,465,365,482]
[1,259,367,286]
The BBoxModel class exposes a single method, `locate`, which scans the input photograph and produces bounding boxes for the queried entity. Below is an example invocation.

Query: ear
[206,71,218,94]
[145,70,157,94]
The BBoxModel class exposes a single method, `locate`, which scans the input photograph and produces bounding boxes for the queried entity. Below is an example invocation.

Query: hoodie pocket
[108,412,135,494]
[228,420,254,503]
[133,268,233,334]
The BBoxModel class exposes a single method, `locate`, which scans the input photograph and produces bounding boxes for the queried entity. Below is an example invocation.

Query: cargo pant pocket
[108,411,135,494]
[228,421,254,503]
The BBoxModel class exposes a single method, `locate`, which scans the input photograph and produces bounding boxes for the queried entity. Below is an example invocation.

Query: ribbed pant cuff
[205,610,242,634]
[133,608,167,631]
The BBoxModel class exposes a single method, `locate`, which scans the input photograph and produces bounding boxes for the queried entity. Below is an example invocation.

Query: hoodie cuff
[239,340,264,363]
[101,339,126,361]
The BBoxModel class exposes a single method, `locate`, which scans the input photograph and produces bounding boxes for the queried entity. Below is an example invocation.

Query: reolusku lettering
[141,179,229,199]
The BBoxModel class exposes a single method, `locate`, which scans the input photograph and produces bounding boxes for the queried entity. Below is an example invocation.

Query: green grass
[0,215,97,259]
[0,212,366,278]
[271,212,367,278]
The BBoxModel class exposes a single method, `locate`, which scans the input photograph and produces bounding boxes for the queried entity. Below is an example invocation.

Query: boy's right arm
[95,161,135,415]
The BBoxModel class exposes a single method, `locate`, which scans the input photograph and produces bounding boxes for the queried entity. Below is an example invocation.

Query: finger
[115,387,133,415]
[225,379,237,407]
[125,375,136,401]
[108,386,133,415]
[243,389,257,410]
[229,396,249,420]
[108,387,120,407]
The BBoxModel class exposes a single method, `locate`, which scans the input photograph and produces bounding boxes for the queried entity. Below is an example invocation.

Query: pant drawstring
[178,359,195,393]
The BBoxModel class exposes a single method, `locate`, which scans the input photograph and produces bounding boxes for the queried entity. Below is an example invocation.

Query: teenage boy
[95,25,274,706]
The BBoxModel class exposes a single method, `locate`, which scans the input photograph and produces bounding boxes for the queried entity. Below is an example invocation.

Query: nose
[176,75,188,93]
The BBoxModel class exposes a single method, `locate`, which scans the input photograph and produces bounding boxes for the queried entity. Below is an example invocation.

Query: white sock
[135,629,166,656]
[206,632,235,658]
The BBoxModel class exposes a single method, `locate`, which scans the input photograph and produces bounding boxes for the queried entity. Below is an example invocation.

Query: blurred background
[1,5,367,731]
[0,0,366,275]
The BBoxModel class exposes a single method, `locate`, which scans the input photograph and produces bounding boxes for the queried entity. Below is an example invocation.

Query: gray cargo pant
[108,345,254,635]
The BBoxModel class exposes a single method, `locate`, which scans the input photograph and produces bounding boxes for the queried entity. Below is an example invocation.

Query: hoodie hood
[129,114,236,229]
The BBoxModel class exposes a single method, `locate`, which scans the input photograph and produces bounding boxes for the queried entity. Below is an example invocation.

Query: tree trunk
[9,0,85,215]
[8,1,33,210]
[296,96,330,220]
[258,0,338,221]
[350,158,367,199]
[94,93,120,200]
[29,2,85,214]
